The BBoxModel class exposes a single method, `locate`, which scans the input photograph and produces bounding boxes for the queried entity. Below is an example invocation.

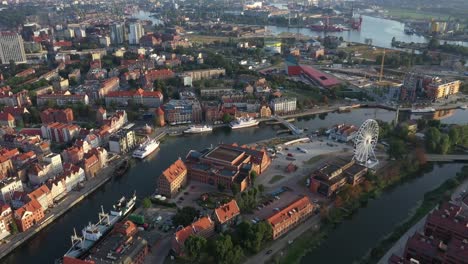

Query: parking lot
[133,206,177,236]
[244,187,319,223]
[257,137,353,189]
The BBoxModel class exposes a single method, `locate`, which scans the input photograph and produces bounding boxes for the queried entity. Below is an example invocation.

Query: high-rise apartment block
[0,32,27,64]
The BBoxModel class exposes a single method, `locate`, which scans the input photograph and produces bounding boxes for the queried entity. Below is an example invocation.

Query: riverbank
[268,156,437,264]
[363,165,468,264]
[0,154,122,260]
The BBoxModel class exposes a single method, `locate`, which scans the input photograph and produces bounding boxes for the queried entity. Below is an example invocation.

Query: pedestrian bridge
[271,115,304,135]
[426,154,468,162]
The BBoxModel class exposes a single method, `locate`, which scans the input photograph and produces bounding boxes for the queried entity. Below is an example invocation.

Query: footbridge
[426,154,468,162]
[271,115,304,135]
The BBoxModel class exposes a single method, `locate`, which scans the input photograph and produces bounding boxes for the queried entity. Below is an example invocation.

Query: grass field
[339,44,399,61]
[385,7,450,20]
[186,34,235,44]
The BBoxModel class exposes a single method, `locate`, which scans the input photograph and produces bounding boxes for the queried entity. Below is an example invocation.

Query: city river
[2,108,467,263]
[267,15,468,49]
[300,163,466,264]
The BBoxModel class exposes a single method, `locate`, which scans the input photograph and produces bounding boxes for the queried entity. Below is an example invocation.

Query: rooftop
[214,199,240,224]
[267,196,313,227]
[161,159,187,183]
[205,145,245,164]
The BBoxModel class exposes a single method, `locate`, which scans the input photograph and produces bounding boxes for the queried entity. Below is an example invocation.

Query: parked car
[287,153,294,157]
[266,250,273,255]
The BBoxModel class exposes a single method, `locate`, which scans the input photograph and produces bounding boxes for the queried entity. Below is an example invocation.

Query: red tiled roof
[267,196,312,226]
[15,199,42,218]
[28,185,50,201]
[162,159,186,183]
[0,112,14,121]
[3,106,28,116]
[175,216,214,244]
[155,107,164,115]
[106,89,163,98]
[214,199,240,224]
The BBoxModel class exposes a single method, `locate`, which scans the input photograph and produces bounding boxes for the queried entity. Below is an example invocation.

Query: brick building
[309,158,367,198]
[171,216,215,256]
[158,159,187,198]
[185,144,271,192]
[213,199,240,232]
[267,196,315,240]
[40,108,74,124]
[14,199,44,232]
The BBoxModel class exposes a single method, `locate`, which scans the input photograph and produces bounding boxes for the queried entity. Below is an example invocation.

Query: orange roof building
[171,216,215,256]
[14,199,44,232]
[214,199,240,231]
[267,196,315,240]
[158,159,187,198]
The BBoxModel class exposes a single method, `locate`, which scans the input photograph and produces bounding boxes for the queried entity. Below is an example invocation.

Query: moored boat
[132,137,160,159]
[184,125,213,134]
[229,117,259,129]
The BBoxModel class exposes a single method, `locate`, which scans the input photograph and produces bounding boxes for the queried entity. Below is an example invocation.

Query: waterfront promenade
[0,154,120,260]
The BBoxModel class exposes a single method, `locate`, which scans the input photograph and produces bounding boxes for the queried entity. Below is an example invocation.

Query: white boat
[230,117,259,129]
[459,105,467,110]
[132,137,160,159]
[63,194,136,259]
[184,125,213,134]
[411,107,436,113]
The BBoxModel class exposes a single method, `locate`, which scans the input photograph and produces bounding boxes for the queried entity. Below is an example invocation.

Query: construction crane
[379,49,386,82]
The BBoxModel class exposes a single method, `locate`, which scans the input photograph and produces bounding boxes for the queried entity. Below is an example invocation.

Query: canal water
[267,15,468,49]
[2,108,466,263]
[300,163,466,264]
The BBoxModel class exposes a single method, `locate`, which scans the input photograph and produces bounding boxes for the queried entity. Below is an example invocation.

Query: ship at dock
[184,125,213,134]
[310,20,347,32]
[132,136,160,159]
[230,117,259,129]
[62,193,137,260]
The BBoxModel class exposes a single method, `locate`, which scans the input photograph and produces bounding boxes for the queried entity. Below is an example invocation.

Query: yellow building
[259,105,272,118]
[426,80,460,99]
[158,159,187,198]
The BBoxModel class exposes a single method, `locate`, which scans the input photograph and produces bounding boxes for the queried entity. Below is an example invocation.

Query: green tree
[250,171,257,186]
[212,234,243,264]
[184,235,207,262]
[172,206,199,227]
[231,183,240,196]
[438,134,451,154]
[448,126,461,146]
[222,113,233,124]
[9,221,19,234]
[425,127,441,152]
[258,184,265,194]
[218,183,226,192]
[388,139,406,160]
[142,197,152,208]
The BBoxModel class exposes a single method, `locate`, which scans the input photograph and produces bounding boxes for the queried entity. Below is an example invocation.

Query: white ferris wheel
[354,119,379,168]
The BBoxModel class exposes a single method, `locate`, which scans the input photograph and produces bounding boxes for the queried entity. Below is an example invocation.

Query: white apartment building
[270,97,297,115]
[0,177,23,203]
[128,23,144,45]
[0,32,27,64]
